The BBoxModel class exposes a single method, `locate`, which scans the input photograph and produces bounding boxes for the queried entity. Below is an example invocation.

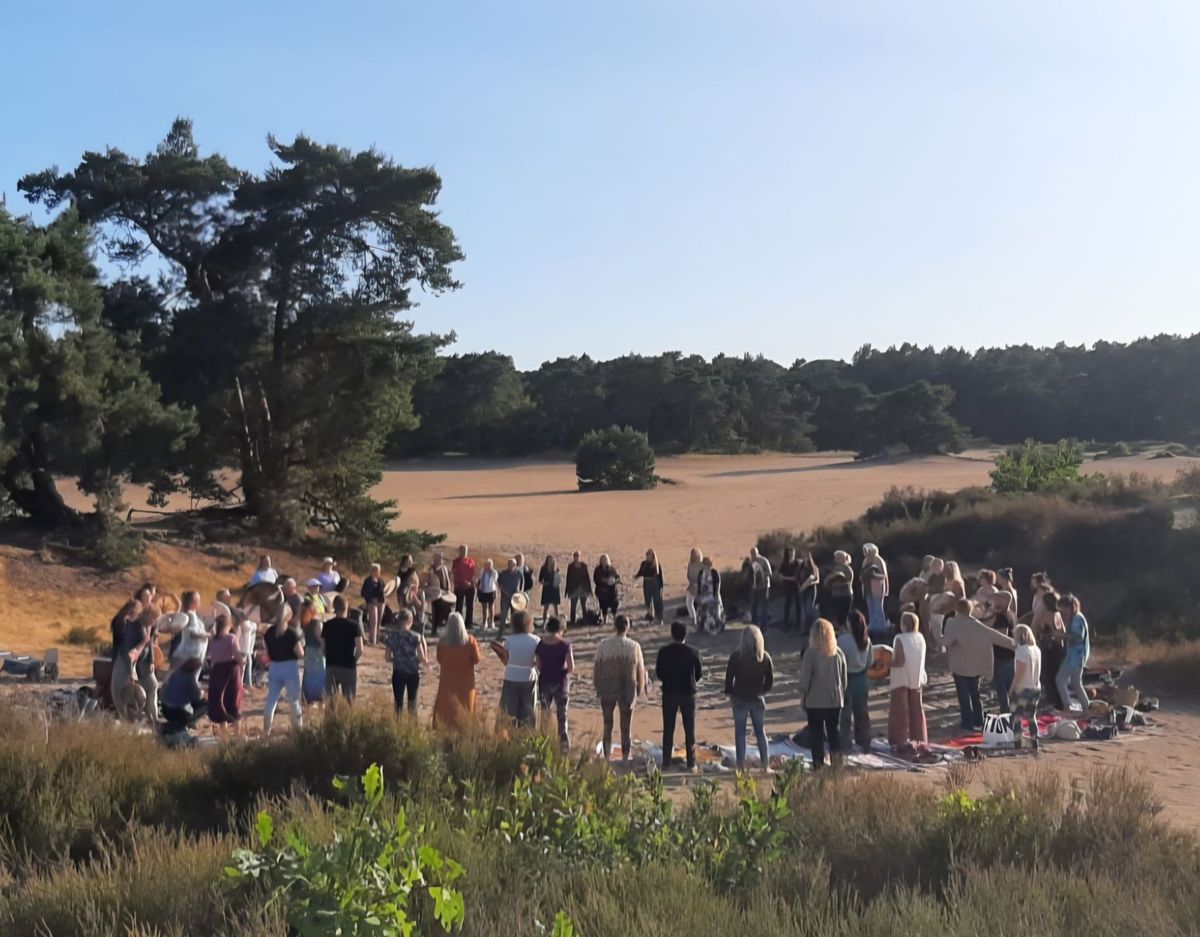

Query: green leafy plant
[224,763,465,935]
[575,425,658,491]
[990,438,1087,494]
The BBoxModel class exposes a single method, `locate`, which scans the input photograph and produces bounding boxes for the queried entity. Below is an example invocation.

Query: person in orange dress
[433,612,482,730]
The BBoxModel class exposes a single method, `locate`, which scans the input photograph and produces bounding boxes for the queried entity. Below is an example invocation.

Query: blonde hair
[809,618,837,657]
[833,550,851,565]
[441,612,468,647]
[689,547,702,563]
[739,624,765,663]
[1014,624,1036,647]
[900,611,920,633]
[370,563,381,574]
[944,561,964,586]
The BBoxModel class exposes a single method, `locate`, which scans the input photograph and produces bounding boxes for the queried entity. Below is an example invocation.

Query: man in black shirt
[323,596,365,701]
[655,621,703,770]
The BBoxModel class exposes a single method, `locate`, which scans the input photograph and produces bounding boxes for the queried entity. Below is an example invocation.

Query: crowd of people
[105,543,1091,769]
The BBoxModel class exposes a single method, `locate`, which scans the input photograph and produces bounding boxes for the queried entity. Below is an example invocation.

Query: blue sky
[3,1,1198,369]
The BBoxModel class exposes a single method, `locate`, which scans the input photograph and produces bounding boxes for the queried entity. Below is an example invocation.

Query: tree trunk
[1,456,81,527]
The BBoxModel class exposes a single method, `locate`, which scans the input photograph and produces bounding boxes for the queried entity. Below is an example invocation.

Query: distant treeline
[389,336,1200,457]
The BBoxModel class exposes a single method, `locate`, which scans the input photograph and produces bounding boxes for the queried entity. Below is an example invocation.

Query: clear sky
[3,1,1199,369]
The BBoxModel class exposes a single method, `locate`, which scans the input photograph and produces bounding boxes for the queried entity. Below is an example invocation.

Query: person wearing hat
[496,558,525,634]
[315,558,340,594]
[426,553,455,636]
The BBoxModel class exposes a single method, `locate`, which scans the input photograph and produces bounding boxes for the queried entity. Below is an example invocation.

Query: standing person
[496,558,524,634]
[825,551,855,628]
[433,612,482,730]
[315,557,340,594]
[263,606,304,736]
[988,592,1017,713]
[888,611,929,753]
[323,596,365,702]
[207,613,245,738]
[1029,572,1053,617]
[634,549,665,624]
[593,615,646,762]
[778,547,801,633]
[384,609,427,715]
[426,553,455,635]
[300,597,326,707]
[694,555,724,633]
[565,551,592,625]
[249,554,278,585]
[515,553,534,599]
[796,618,848,770]
[684,548,704,625]
[593,555,622,626]
[724,624,774,773]
[797,549,820,635]
[398,573,427,635]
[490,610,540,730]
[534,617,574,750]
[997,567,1019,613]
[477,559,498,630]
[861,544,890,639]
[655,620,702,771]
[747,547,772,628]
[1056,594,1090,714]
[452,545,478,630]
[538,555,563,626]
[396,554,417,589]
[921,556,947,641]
[837,610,872,752]
[942,599,1015,732]
[111,607,159,726]
[110,597,142,657]
[1032,590,1066,709]
[360,563,387,646]
[1011,624,1043,751]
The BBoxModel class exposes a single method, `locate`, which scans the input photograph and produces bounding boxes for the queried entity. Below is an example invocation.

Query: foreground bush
[2,706,1199,936]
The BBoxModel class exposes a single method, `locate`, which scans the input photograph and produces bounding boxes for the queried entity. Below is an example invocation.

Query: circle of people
[106,544,1090,770]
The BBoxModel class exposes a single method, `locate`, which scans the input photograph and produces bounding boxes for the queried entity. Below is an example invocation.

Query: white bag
[982,712,1015,749]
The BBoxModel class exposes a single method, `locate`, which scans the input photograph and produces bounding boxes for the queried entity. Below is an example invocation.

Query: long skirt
[207,658,244,724]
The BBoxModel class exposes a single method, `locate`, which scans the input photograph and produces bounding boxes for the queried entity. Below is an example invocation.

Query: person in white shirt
[1011,624,1043,752]
[315,558,340,594]
[249,555,278,585]
[887,611,928,754]
[490,610,540,729]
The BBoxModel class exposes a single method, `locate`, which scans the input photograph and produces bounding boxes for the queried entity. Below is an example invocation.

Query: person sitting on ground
[941,599,1016,732]
[655,620,703,771]
[538,555,563,627]
[534,617,574,750]
[888,610,929,754]
[593,554,622,626]
[206,613,245,738]
[634,548,666,624]
[250,554,278,585]
[593,614,646,762]
[1011,623,1043,752]
[161,656,206,740]
[797,618,848,770]
[1056,593,1091,715]
[323,596,365,702]
[477,559,498,630]
[360,563,386,646]
[724,624,774,774]
[384,609,427,715]
[837,610,872,752]
[490,610,540,730]
[565,551,592,625]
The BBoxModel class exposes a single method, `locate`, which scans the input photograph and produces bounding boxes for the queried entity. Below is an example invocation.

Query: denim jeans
[839,670,872,751]
[800,589,819,634]
[952,674,983,731]
[992,657,1015,714]
[732,697,769,768]
[264,659,303,734]
[1057,656,1088,713]
[750,588,770,627]
[866,593,890,639]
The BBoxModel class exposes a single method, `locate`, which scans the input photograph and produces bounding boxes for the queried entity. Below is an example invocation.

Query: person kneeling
[161,657,206,745]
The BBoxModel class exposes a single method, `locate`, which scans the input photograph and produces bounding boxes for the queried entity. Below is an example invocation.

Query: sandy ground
[5,450,1198,828]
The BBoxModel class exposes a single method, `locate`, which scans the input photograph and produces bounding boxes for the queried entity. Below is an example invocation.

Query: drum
[867,644,893,680]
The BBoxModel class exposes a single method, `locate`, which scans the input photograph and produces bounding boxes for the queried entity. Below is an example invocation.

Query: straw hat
[510,592,529,612]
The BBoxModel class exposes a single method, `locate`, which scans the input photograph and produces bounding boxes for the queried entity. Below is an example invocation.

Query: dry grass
[1094,637,1200,697]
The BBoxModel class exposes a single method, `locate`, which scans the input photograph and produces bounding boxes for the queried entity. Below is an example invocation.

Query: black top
[655,641,703,696]
[778,557,800,589]
[565,561,590,594]
[991,611,1016,661]
[521,566,535,592]
[724,650,775,701]
[635,561,664,587]
[323,616,364,669]
[361,577,386,602]
[265,625,304,662]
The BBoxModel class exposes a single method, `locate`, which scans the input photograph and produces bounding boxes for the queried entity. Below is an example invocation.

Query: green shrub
[990,438,1086,493]
[575,425,658,491]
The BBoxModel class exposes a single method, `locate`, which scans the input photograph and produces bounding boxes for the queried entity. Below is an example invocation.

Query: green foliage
[990,438,1086,493]
[224,763,466,936]
[575,425,658,491]
[860,380,967,456]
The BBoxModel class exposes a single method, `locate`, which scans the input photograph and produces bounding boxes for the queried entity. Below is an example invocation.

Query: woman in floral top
[385,608,428,714]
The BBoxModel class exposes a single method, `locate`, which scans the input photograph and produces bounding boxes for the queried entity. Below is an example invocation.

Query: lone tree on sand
[575,426,658,492]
